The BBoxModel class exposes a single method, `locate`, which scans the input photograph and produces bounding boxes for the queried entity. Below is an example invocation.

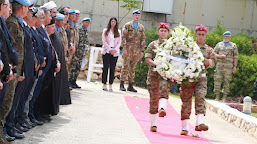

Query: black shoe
[42,115,52,122]
[7,128,25,139]
[71,84,77,89]
[21,122,32,129]
[24,119,36,127]
[4,133,15,142]
[120,81,126,91]
[37,116,49,123]
[15,123,28,132]
[74,83,81,89]
[127,83,137,92]
[13,127,22,134]
[30,119,43,125]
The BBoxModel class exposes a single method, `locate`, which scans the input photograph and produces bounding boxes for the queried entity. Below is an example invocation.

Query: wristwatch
[234,65,237,68]
[141,50,144,52]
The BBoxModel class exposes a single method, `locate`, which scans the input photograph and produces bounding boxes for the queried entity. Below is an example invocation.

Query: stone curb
[206,100,257,139]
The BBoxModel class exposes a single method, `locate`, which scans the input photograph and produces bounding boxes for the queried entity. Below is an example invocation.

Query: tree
[214,20,226,36]
[112,0,143,23]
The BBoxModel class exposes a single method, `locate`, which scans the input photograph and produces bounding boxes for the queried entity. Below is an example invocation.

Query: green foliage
[112,0,143,11]
[145,27,159,46]
[134,27,158,88]
[231,33,253,55]
[230,54,257,97]
[134,56,149,88]
[134,21,257,100]
[251,36,257,43]
[205,33,222,48]
[206,54,257,99]
[214,20,226,36]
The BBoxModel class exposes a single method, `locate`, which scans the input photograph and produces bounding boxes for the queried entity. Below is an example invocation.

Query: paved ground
[15,79,257,144]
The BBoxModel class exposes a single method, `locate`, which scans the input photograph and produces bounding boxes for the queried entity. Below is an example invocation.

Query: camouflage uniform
[214,41,238,99]
[67,21,76,70]
[57,28,69,67]
[145,40,170,114]
[69,26,88,83]
[120,21,145,83]
[73,26,79,50]
[180,44,215,120]
[0,14,25,124]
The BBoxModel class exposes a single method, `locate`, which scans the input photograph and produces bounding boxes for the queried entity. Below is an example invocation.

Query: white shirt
[109,30,115,48]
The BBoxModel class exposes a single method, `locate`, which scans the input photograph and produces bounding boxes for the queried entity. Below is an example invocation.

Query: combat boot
[0,126,13,144]
[150,126,157,132]
[215,94,220,101]
[222,95,227,102]
[195,124,208,131]
[180,130,188,136]
[120,81,126,91]
[159,108,166,117]
[127,83,137,92]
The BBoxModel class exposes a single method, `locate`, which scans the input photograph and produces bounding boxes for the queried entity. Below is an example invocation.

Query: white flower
[154,24,204,82]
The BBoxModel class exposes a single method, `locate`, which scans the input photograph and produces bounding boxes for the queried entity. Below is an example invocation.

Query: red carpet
[124,96,212,144]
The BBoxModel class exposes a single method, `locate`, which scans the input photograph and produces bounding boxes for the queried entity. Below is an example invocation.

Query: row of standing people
[101,9,238,136]
[0,0,90,143]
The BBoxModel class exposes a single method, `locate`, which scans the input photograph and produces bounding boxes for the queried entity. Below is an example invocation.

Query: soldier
[120,9,145,92]
[67,9,76,73]
[59,6,75,65]
[180,24,215,136]
[145,23,171,132]
[73,10,80,50]
[0,0,32,141]
[0,0,19,143]
[214,31,238,102]
[69,17,90,89]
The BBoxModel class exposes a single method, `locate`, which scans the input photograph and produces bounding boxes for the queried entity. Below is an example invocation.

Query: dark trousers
[28,72,46,120]
[29,59,52,120]
[15,76,35,124]
[102,53,118,85]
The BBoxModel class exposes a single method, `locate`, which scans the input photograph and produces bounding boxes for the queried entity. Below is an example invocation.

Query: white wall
[43,0,257,44]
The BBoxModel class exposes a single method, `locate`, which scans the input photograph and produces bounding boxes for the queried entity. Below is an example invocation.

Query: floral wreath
[154,23,205,83]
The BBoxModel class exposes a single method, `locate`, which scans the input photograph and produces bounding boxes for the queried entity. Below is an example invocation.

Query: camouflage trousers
[0,76,19,125]
[214,65,233,97]
[66,52,74,74]
[180,77,207,120]
[120,56,139,83]
[69,46,85,83]
[147,71,170,114]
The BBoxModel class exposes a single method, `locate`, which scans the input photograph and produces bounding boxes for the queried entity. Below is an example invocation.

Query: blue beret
[69,9,75,14]
[82,17,91,22]
[223,31,231,35]
[56,13,65,20]
[28,0,34,6]
[12,0,32,6]
[133,9,140,14]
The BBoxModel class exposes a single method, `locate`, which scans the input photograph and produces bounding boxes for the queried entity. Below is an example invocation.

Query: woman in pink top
[101,17,121,91]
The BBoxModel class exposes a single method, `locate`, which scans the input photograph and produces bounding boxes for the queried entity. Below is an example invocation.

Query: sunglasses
[61,11,69,15]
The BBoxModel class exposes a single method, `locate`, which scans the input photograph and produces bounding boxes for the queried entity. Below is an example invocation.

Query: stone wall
[206,100,257,139]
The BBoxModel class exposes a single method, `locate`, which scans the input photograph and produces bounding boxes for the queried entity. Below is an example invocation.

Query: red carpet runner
[124,96,212,144]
